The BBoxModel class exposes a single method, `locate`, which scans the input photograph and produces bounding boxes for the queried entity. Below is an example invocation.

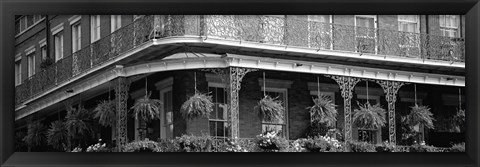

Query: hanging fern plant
[353,101,387,130]
[453,108,465,132]
[180,71,214,120]
[306,94,338,127]
[131,92,163,122]
[256,95,284,122]
[23,122,47,150]
[46,120,68,151]
[181,91,214,120]
[406,104,435,130]
[65,105,94,138]
[94,100,116,127]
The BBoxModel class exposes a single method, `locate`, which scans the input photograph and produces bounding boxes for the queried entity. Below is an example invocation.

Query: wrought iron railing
[15,15,465,107]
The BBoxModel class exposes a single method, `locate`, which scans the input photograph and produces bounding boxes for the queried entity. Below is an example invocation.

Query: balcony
[15,15,465,107]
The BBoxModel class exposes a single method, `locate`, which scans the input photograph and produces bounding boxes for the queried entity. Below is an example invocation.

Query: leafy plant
[93,100,116,127]
[453,109,465,132]
[255,95,284,122]
[122,139,162,152]
[131,92,163,122]
[86,140,110,152]
[306,95,338,127]
[353,101,387,130]
[23,122,47,150]
[39,57,54,69]
[345,141,376,152]
[46,120,68,151]
[180,91,214,120]
[174,134,213,152]
[406,104,435,130]
[450,142,465,152]
[65,105,94,137]
[254,131,289,152]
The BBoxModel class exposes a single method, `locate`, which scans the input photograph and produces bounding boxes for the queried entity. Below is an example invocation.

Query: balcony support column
[375,80,406,144]
[325,75,362,142]
[228,67,258,138]
[114,77,130,152]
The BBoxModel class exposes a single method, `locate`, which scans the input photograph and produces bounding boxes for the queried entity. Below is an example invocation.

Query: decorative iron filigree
[374,80,406,144]
[229,67,258,138]
[325,75,362,141]
[114,77,130,152]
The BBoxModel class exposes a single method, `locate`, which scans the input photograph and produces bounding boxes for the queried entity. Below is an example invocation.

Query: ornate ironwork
[374,80,406,144]
[15,15,465,108]
[229,67,258,138]
[325,75,362,141]
[114,77,130,152]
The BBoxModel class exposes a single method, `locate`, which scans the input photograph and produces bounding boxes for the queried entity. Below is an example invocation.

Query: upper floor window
[15,58,22,86]
[111,15,122,32]
[307,15,333,49]
[90,15,101,43]
[26,46,36,78]
[398,15,420,33]
[71,22,82,53]
[54,32,64,62]
[15,15,45,36]
[39,39,47,60]
[440,15,460,38]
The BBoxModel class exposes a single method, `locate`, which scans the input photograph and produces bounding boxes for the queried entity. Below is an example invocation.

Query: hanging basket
[181,91,214,120]
[256,95,284,122]
[406,104,435,130]
[131,92,163,122]
[306,94,338,127]
[93,100,116,127]
[353,101,387,130]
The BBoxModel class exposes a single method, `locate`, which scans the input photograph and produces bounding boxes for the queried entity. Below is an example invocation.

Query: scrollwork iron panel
[375,80,406,144]
[229,67,258,138]
[114,77,130,152]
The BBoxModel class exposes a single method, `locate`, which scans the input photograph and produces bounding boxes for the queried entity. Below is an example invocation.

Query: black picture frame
[1,0,478,167]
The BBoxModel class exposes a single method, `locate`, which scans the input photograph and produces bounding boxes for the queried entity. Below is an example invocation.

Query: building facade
[14,15,465,151]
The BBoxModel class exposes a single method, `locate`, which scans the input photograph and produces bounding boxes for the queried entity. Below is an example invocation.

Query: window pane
[440,15,445,27]
[209,121,216,136]
[26,15,34,27]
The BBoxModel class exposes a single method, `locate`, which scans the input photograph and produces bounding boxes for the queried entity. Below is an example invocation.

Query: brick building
[14,15,465,151]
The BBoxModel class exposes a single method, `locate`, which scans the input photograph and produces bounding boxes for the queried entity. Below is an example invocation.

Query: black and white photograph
[13,15,466,153]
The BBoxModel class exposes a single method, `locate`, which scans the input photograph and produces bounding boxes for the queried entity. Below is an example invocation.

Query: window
[91,15,101,43]
[71,22,82,53]
[307,15,333,49]
[355,15,377,54]
[160,86,174,139]
[208,86,229,138]
[15,15,45,36]
[155,77,175,140]
[440,15,460,38]
[27,52,35,78]
[398,15,419,33]
[54,32,64,62]
[39,39,47,60]
[41,46,47,60]
[111,15,122,32]
[15,59,22,86]
[261,88,288,138]
[398,15,420,55]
